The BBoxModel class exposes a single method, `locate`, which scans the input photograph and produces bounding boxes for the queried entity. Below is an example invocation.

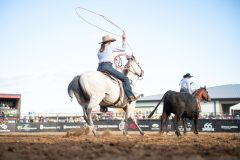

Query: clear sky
[1,0,240,114]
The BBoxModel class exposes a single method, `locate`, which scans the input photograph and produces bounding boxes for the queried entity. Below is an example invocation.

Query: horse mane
[193,86,206,95]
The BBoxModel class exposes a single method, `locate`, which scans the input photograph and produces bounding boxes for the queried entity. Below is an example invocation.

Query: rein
[124,60,143,79]
[194,88,209,101]
[114,54,143,79]
[193,88,209,112]
[193,89,201,99]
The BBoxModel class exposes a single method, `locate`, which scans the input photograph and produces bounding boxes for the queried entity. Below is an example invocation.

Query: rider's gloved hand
[122,32,126,41]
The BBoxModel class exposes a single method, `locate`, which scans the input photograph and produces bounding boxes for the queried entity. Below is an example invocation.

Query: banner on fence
[0,119,239,132]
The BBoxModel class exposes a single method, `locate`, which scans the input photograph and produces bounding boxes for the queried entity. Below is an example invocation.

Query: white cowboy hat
[99,35,116,44]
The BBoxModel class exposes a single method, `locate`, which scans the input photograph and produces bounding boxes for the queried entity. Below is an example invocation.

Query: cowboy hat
[99,35,116,44]
[183,73,193,78]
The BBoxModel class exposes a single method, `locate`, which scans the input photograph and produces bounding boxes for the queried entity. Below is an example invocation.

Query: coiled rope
[75,7,133,54]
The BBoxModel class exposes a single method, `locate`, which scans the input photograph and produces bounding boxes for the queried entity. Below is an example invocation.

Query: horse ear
[204,85,206,89]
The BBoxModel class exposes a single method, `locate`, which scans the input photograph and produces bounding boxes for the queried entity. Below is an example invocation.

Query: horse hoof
[95,134,100,138]
[159,131,165,135]
[167,132,172,136]
[85,126,93,135]
[175,131,181,136]
[194,131,199,134]
[123,131,128,136]
[140,132,145,136]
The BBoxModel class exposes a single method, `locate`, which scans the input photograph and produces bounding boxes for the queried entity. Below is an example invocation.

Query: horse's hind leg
[172,115,181,136]
[85,96,102,136]
[77,101,92,134]
[182,118,187,135]
[84,107,97,136]
[160,113,167,134]
[81,106,90,125]
[160,115,163,134]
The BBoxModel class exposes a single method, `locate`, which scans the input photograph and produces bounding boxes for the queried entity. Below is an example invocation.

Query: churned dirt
[0,131,239,160]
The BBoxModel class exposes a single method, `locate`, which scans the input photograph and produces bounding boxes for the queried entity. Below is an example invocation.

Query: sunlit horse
[148,87,211,136]
[68,55,144,136]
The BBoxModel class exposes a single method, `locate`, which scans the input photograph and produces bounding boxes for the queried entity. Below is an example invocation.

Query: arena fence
[0,119,239,133]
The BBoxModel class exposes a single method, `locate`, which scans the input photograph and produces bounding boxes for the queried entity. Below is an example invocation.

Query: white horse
[68,55,144,136]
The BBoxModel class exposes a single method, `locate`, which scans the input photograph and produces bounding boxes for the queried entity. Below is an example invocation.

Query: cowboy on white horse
[68,32,144,136]
[97,33,136,112]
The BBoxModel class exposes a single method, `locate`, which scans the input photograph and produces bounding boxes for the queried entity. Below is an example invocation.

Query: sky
[0,0,240,114]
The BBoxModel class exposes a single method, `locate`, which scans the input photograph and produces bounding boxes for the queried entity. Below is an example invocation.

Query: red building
[0,93,21,122]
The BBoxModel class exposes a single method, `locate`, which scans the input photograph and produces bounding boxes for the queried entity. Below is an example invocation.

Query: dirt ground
[0,131,239,160]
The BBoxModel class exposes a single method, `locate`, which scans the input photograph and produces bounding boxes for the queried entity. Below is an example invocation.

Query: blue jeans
[97,62,134,98]
[180,88,190,94]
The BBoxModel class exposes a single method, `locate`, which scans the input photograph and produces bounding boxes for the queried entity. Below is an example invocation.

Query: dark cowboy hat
[183,73,193,78]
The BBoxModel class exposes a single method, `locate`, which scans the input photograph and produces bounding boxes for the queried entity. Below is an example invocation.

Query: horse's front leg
[130,114,144,136]
[129,103,144,136]
[193,115,199,134]
[123,104,144,136]
[123,114,128,136]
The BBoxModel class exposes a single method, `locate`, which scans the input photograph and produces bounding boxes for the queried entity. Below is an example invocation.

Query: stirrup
[127,96,136,103]
[100,106,108,113]
[127,94,143,103]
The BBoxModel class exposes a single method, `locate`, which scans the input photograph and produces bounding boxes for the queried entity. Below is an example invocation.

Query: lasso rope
[75,7,133,54]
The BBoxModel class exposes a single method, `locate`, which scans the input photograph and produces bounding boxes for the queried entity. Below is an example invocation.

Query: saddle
[99,71,124,112]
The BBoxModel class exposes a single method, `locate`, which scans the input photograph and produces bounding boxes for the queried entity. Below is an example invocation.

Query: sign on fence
[0,119,239,132]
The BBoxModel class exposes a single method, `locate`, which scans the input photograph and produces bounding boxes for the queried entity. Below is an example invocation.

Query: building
[0,93,21,122]
[135,84,240,118]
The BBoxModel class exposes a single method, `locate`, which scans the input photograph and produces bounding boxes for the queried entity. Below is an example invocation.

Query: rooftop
[138,84,240,101]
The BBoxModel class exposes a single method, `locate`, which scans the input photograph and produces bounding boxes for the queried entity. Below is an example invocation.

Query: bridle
[114,54,144,79]
[124,57,144,79]
[193,88,210,101]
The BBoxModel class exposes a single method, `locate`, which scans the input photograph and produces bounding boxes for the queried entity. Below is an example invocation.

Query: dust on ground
[0,132,239,160]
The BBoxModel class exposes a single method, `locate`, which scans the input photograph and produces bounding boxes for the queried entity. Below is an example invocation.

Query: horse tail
[67,76,90,102]
[68,78,75,100]
[77,75,90,102]
[147,91,169,118]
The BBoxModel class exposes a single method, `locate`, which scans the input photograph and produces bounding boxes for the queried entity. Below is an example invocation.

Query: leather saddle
[99,71,124,112]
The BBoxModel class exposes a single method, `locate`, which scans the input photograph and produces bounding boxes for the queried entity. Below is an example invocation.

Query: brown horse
[193,87,210,112]
[180,87,211,135]
[148,87,211,136]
